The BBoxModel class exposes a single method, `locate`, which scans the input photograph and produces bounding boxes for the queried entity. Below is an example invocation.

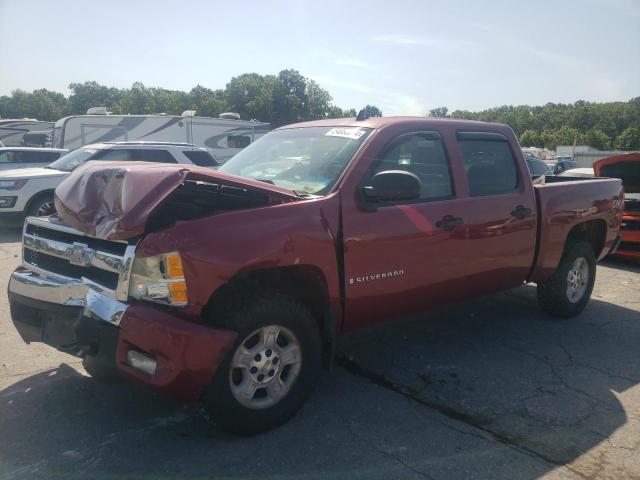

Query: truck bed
[529,177,623,282]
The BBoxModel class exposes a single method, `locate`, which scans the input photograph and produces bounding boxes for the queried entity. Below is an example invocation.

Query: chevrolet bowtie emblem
[69,242,94,267]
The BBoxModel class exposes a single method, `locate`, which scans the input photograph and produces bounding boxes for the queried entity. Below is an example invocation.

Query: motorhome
[0,119,54,147]
[51,109,270,163]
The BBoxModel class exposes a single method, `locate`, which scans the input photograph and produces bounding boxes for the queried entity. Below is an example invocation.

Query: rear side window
[457,133,519,196]
[20,151,62,163]
[372,131,453,200]
[182,150,218,167]
[129,149,178,163]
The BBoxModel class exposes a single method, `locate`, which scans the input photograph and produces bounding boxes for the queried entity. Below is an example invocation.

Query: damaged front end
[54,161,299,240]
[8,162,299,402]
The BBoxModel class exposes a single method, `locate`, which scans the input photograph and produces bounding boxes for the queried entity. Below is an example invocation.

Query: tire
[202,292,322,435]
[82,355,122,383]
[27,193,56,218]
[537,240,596,318]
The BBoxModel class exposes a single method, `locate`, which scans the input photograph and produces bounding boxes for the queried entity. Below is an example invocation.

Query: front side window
[220,126,372,195]
[129,149,177,163]
[458,133,519,196]
[20,151,62,163]
[371,132,453,201]
[47,147,102,172]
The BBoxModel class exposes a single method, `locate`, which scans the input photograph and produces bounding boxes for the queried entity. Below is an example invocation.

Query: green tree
[584,129,611,150]
[428,106,448,117]
[519,129,541,147]
[614,127,640,150]
[361,105,382,117]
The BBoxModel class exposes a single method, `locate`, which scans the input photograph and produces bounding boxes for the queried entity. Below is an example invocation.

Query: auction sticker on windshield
[325,127,367,140]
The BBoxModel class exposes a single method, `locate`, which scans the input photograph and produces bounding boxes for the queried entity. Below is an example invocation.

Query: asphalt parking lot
[0,227,638,480]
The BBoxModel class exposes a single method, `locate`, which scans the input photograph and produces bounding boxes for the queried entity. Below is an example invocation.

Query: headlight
[0,179,28,190]
[128,252,188,306]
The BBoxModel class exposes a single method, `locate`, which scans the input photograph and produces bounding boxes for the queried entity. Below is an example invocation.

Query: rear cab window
[370,131,454,202]
[457,132,519,196]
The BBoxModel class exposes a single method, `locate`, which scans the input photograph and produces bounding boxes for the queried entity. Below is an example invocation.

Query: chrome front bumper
[9,269,128,326]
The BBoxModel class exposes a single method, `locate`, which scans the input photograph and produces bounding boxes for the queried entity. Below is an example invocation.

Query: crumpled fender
[54,161,298,240]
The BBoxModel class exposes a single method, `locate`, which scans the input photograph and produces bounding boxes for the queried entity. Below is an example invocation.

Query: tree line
[0,70,381,128]
[1,69,638,150]
[428,99,640,150]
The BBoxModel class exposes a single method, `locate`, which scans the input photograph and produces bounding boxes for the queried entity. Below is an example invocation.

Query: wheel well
[202,266,335,367]
[25,189,55,214]
[566,220,607,258]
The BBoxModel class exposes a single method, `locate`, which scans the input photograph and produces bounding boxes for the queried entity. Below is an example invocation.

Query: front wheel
[202,293,322,434]
[537,240,596,318]
[27,194,56,217]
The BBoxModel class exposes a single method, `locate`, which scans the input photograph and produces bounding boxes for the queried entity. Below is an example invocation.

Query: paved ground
[0,227,638,480]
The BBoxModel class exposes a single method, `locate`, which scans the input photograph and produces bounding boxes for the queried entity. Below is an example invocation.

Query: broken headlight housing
[128,252,188,306]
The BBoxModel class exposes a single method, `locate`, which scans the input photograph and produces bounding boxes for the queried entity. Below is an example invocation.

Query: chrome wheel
[35,200,55,217]
[229,325,302,409]
[566,256,589,303]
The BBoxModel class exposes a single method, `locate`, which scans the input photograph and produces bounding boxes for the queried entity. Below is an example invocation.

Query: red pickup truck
[8,117,623,434]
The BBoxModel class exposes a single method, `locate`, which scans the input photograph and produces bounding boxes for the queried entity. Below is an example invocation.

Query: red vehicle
[594,152,640,261]
[8,117,623,434]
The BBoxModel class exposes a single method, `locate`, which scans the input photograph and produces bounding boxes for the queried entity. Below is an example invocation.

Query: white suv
[0,142,217,226]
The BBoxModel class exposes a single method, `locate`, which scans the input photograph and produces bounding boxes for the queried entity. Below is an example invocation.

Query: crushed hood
[594,153,640,193]
[54,161,299,240]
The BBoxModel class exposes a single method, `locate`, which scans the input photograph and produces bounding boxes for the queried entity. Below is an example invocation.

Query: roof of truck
[276,116,507,131]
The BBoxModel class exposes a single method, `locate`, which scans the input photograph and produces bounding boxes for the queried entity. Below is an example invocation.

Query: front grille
[621,220,640,231]
[25,223,127,256]
[21,217,133,297]
[618,242,640,253]
[23,248,119,289]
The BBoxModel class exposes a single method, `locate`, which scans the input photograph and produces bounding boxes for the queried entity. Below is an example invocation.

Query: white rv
[51,109,270,163]
[0,119,54,147]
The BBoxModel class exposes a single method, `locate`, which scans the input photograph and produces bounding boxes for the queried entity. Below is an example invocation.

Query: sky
[0,0,639,116]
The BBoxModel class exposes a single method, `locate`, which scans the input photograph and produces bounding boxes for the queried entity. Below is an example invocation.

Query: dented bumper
[8,267,236,403]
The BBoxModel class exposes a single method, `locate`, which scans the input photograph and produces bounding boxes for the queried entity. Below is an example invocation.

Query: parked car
[524,153,554,176]
[594,152,640,261]
[559,168,594,177]
[0,142,217,226]
[8,117,623,434]
[51,109,270,164]
[554,159,580,174]
[0,147,67,170]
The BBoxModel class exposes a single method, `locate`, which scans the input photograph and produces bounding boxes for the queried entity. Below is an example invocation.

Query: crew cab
[0,142,217,226]
[7,117,623,434]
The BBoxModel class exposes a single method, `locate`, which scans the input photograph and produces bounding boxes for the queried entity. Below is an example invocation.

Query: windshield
[47,146,99,172]
[220,126,372,195]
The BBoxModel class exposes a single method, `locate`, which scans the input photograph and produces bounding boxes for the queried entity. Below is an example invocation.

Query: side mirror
[361,170,422,205]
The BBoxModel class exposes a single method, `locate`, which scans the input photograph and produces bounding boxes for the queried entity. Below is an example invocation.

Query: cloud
[372,34,481,54]
[311,47,367,68]
[310,74,427,116]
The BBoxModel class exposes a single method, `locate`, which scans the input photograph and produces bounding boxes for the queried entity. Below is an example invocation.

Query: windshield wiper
[255,178,275,185]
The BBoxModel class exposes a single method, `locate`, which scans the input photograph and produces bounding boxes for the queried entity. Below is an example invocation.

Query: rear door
[450,131,537,296]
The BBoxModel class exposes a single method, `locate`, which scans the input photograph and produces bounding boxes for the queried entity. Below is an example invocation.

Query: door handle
[511,205,533,219]
[436,215,464,230]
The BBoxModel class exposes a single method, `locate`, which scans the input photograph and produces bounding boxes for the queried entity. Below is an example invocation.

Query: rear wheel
[202,293,322,435]
[537,240,596,318]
